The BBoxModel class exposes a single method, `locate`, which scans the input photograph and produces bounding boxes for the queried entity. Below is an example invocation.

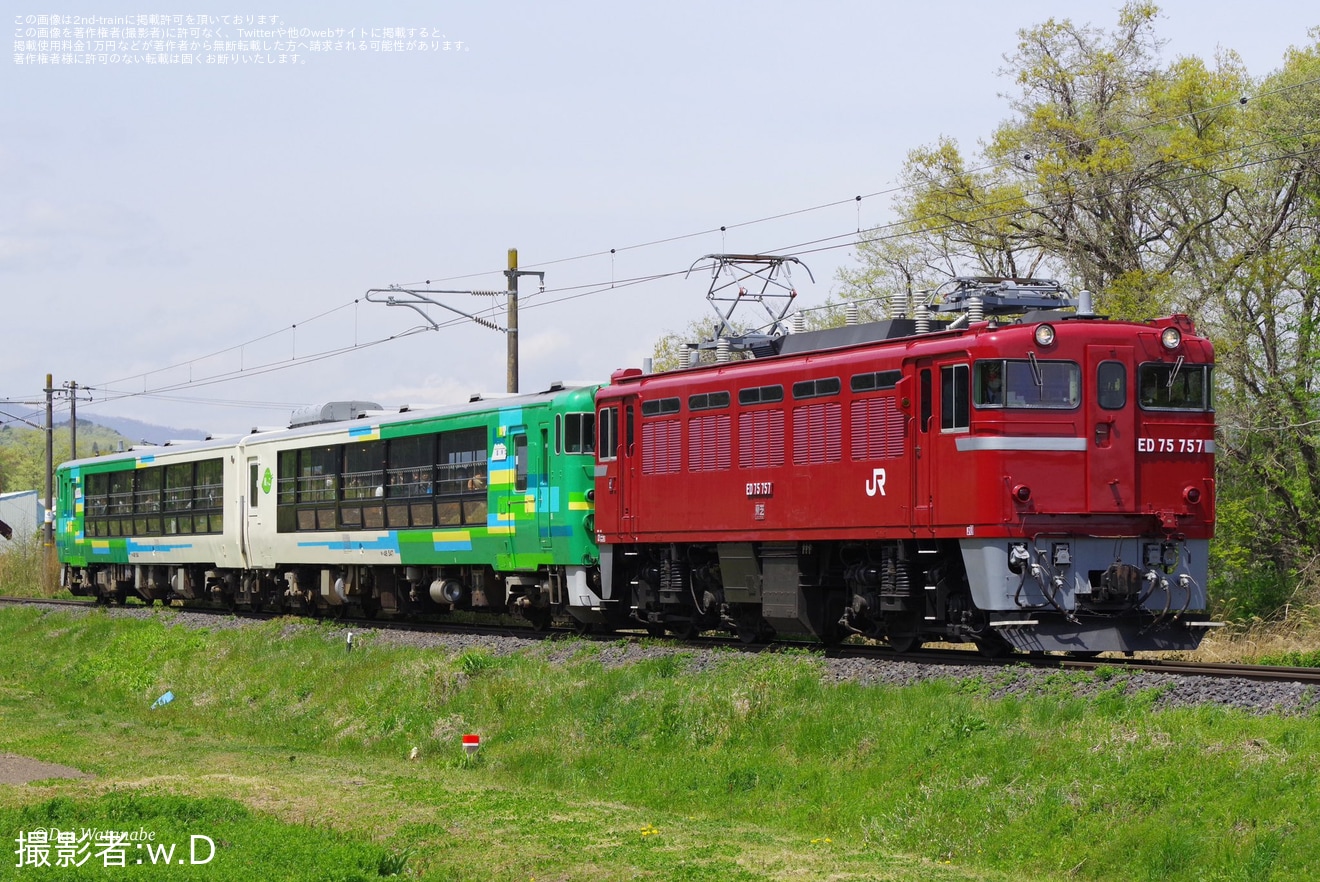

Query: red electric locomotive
[575,279,1217,654]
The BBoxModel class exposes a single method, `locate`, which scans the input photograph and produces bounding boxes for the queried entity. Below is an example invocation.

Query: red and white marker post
[461,734,481,757]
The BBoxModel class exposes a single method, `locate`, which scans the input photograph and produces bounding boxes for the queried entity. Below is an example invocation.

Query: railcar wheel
[974,634,1013,659]
[527,608,552,631]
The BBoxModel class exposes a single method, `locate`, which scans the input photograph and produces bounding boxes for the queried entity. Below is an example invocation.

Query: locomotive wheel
[672,619,702,640]
[527,608,552,631]
[737,620,776,645]
[888,631,923,653]
[974,633,1013,658]
[883,611,923,653]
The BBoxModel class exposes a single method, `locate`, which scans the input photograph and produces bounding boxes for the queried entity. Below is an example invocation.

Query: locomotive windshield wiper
[1027,351,1043,388]
[1165,355,1185,389]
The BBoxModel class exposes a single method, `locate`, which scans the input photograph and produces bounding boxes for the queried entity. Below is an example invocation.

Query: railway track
[4,594,1318,685]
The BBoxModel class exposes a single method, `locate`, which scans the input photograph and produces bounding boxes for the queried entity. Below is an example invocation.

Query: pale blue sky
[3,1,1315,435]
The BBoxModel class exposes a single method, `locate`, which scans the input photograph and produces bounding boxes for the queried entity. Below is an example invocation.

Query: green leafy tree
[0,422,136,494]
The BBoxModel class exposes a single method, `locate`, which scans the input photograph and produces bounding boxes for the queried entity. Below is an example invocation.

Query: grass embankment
[0,607,1317,881]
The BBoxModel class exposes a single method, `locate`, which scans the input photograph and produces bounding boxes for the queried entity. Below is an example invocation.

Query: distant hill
[0,421,131,493]
[0,415,214,494]
[79,415,208,446]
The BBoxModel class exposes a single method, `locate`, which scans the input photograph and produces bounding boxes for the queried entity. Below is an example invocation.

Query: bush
[0,532,57,596]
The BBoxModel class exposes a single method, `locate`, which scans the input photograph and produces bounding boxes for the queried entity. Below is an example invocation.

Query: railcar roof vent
[288,401,383,428]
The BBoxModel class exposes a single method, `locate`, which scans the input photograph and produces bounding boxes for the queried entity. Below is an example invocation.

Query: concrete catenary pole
[506,248,519,394]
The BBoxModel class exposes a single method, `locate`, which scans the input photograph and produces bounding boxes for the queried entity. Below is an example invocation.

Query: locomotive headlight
[1034,324,1056,347]
[1160,327,1182,350]
[1012,484,1032,503]
[1183,486,1201,505]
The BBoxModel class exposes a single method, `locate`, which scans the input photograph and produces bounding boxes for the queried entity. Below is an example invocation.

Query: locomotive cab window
[597,406,619,462]
[1097,361,1127,410]
[976,359,1080,409]
[940,364,970,431]
[1138,362,1212,411]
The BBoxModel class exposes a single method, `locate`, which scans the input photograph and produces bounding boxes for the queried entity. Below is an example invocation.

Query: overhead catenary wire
[403,75,1320,287]
[10,77,1317,416]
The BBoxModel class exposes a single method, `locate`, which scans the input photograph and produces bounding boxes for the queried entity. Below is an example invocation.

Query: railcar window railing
[81,457,224,538]
[275,427,490,532]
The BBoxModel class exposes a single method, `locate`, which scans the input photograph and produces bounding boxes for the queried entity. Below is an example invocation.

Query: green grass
[1256,648,1320,668]
[0,606,1317,880]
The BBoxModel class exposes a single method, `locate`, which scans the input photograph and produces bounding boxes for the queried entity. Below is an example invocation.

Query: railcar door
[595,397,637,542]
[913,361,934,532]
[537,427,552,549]
[242,455,273,568]
[1085,345,1136,512]
[502,430,539,567]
